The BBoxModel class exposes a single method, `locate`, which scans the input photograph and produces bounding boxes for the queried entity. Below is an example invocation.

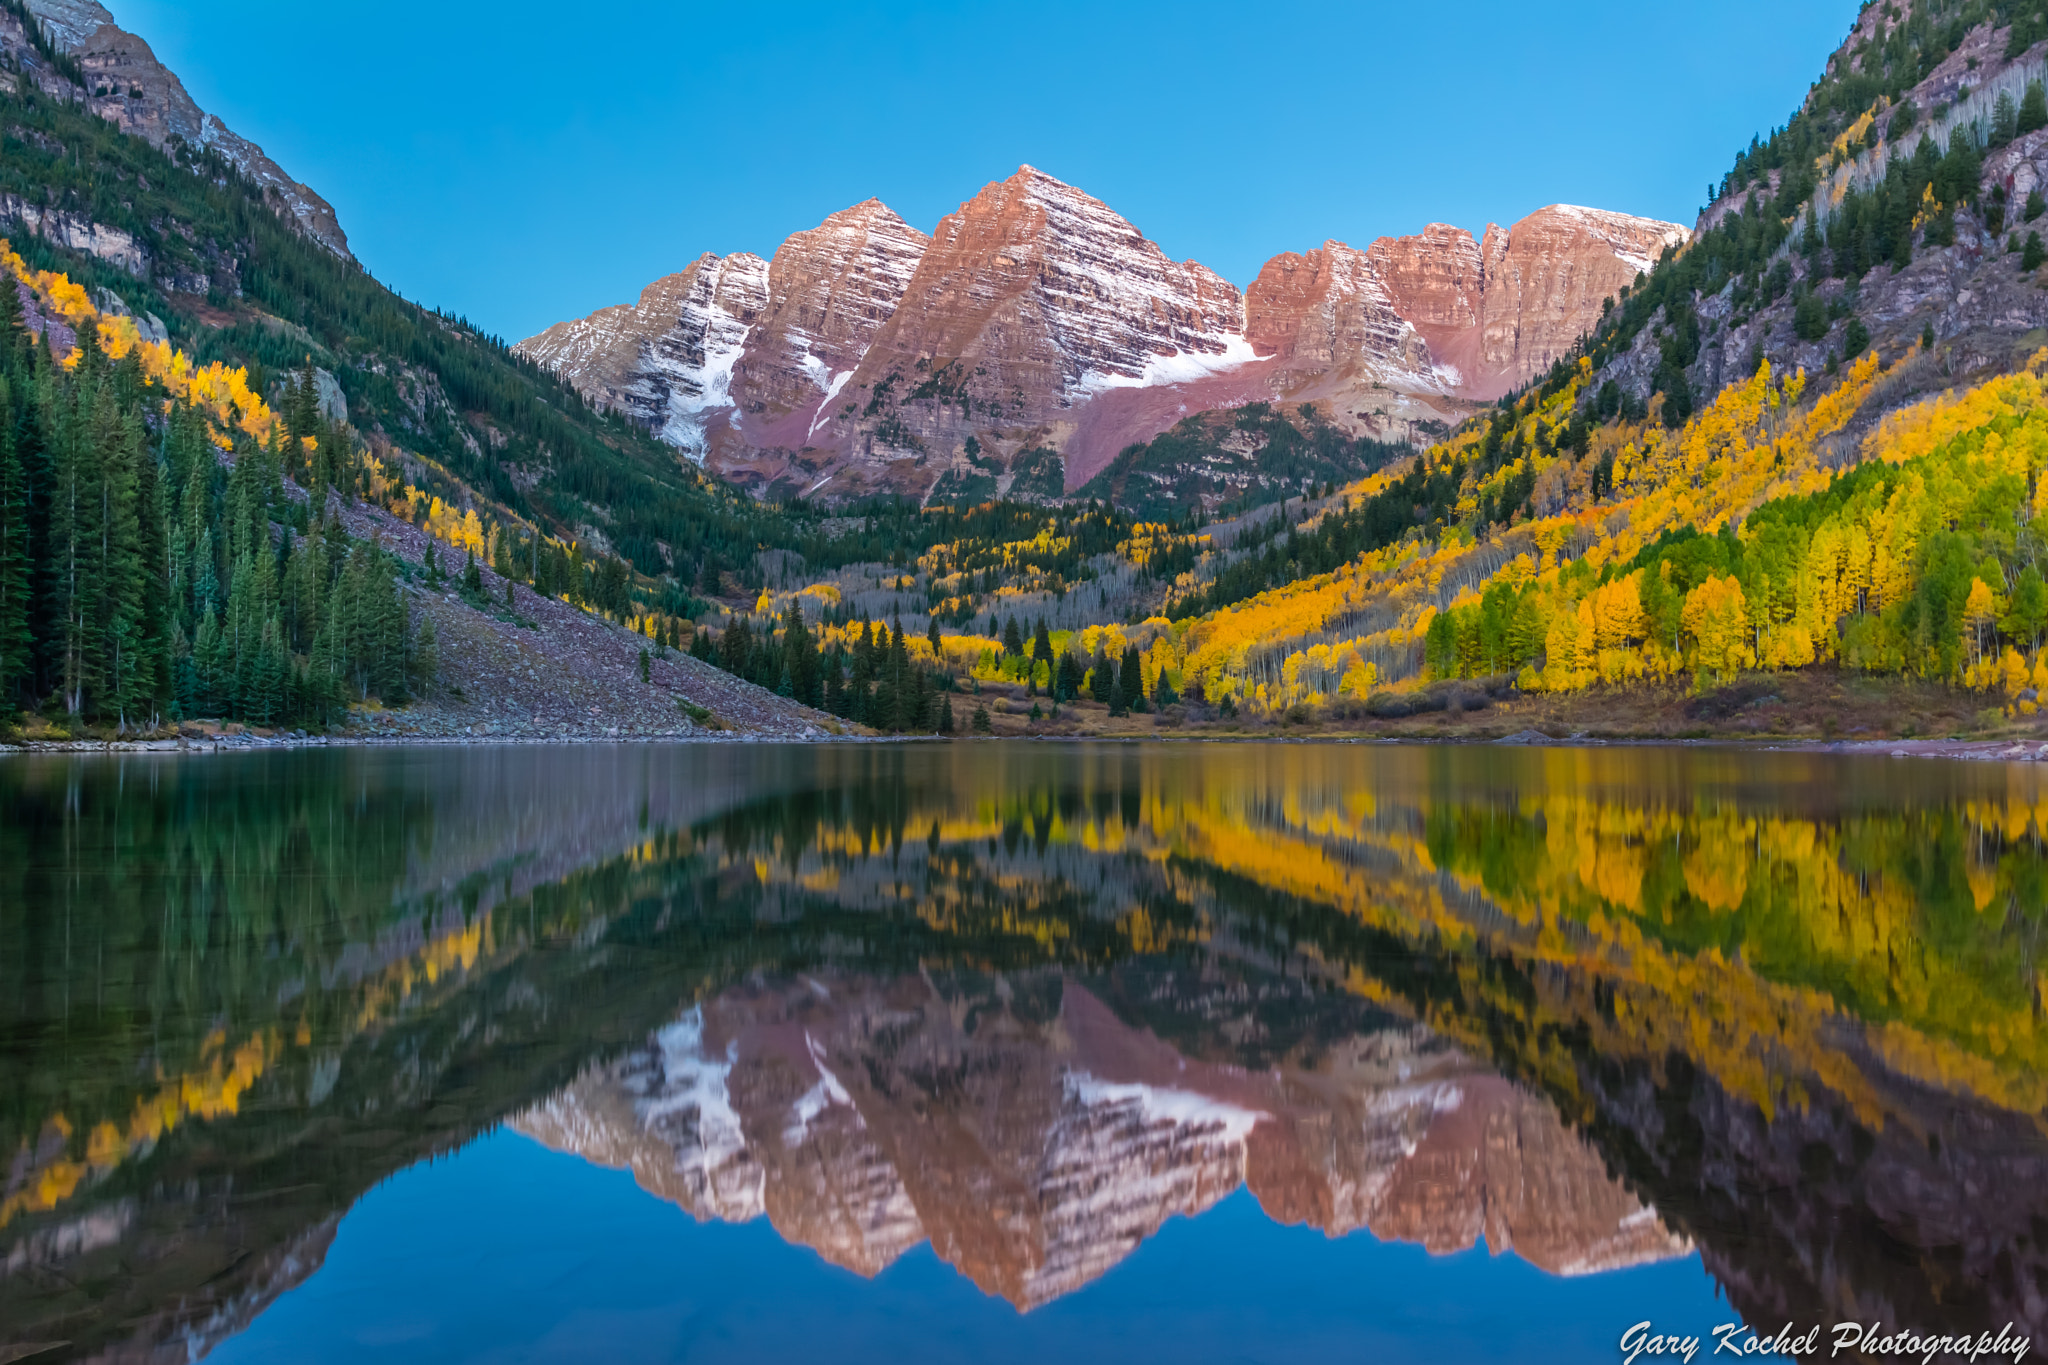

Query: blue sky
[212,1129,1730,1365]
[108,0,1861,344]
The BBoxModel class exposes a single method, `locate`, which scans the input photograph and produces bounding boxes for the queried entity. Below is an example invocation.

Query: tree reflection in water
[1,743,2042,1359]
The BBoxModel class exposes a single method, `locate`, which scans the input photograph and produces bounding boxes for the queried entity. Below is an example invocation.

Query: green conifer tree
[1120,644,1146,714]
[2021,80,2048,136]
[411,612,438,693]
[0,414,27,714]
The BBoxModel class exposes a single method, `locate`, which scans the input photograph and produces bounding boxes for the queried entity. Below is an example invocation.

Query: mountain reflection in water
[1,742,2043,1362]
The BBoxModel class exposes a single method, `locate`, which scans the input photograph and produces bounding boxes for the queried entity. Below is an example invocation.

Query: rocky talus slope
[17,0,349,256]
[327,497,836,742]
[519,169,1685,503]
[512,973,1688,1306]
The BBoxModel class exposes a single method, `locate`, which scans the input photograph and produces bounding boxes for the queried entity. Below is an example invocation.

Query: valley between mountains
[12,0,2048,748]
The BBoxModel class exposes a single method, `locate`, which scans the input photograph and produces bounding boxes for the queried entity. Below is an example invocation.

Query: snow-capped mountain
[518,168,1686,502]
[518,251,770,461]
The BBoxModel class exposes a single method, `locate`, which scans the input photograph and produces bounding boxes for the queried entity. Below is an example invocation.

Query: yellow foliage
[1684,575,1754,682]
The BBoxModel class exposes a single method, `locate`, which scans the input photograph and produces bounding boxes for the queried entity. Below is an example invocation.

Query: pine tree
[1056,648,1081,702]
[1120,644,1146,714]
[192,604,222,715]
[0,411,27,714]
[411,612,438,693]
[462,548,482,597]
[250,616,285,725]
[939,694,955,734]
[1002,615,1023,657]
[2021,80,2048,137]
[94,383,149,728]
[1032,618,1052,664]
[1152,666,1178,708]
[782,601,817,704]
[825,649,846,715]
[51,359,108,717]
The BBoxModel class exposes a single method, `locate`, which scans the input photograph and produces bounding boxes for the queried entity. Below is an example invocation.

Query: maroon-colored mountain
[518,169,1684,501]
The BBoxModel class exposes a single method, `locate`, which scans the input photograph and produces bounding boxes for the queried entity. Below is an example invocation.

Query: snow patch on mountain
[645,254,768,462]
[807,370,854,439]
[1072,334,1264,402]
[630,1006,765,1220]
[783,1031,860,1147]
[1064,1071,1266,1141]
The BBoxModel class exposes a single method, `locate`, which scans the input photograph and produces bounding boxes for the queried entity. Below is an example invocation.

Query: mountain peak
[21,0,349,256]
[522,172,1684,500]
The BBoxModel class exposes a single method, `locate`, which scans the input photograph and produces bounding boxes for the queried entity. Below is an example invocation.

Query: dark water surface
[1,742,2043,1364]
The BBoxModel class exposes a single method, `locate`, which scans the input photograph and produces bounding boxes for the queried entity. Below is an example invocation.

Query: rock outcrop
[21,0,350,258]
[518,252,771,461]
[519,200,942,476]
[796,167,1252,497]
[513,973,1689,1308]
[730,201,931,438]
[1245,207,1687,404]
[519,169,1685,502]
[1632,19,2048,423]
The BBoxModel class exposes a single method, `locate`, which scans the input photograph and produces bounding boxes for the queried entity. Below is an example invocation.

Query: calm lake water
[1,741,2043,1364]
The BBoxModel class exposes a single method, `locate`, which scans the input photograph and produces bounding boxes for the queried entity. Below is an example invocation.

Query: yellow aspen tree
[2002,646,2031,697]
[1843,521,1874,615]
[1684,575,1754,684]
[1965,578,1999,671]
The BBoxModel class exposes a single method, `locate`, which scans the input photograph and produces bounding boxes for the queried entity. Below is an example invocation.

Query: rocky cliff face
[517,252,771,460]
[1474,206,1680,386]
[797,166,1253,498]
[512,973,1687,1307]
[720,199,931,486]
[518,200,934,475]
[21,0,350,258]
[1244,207,1687,405]
[519,169,1684,502]
[1602,9,2048,431]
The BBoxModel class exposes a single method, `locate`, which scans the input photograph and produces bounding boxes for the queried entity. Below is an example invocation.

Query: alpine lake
[1,740,2043,1364]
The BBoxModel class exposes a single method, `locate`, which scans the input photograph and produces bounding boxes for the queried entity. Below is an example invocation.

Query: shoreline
[8,729,2048,762]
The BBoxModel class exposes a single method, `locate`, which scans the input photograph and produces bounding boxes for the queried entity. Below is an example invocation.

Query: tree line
[0,287,419,729]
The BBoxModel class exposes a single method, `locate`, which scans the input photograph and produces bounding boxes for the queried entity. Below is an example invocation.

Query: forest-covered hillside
[0,3,781,588]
